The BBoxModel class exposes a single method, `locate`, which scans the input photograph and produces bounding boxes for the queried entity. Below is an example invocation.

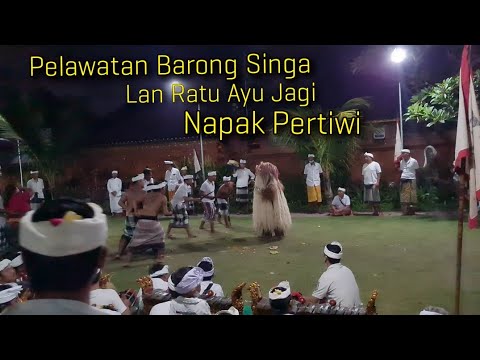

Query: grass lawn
[104,215,480,315]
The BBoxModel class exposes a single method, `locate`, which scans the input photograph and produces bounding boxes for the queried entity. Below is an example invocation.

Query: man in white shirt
[361,152,382,216]
[399,149,420,215]
[142,167,154,190]
[90,269,131,315]
[164,161,183,202]
[137,263,170,313]
[26,171,45,211]
[233,159,255,214]
[166,175,199,239]
[168,266,211,315]
[196,257,224,297]
[200,171,217,233]
[330,187,352,216]
[305,241,361,308]
[304,154,323,213]
[106,170,123,216]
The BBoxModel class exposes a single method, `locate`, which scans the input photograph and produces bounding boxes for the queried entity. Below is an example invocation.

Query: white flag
[394,119,403,161]
[193,149,201,174]
[454,45,480,229]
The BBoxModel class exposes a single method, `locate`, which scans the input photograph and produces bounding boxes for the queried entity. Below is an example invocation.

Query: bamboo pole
[455,173,466,315]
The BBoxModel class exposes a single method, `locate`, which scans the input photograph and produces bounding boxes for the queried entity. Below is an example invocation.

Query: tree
[404,70,480,127]
[271,98,370,200]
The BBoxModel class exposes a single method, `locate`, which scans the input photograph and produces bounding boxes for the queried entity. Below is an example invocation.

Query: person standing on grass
[362,152,382,216]
[165,161,183,202]
[216,177,235,227]
[398,149,419,216]
[233,159,255,214]
[304,154,323,213]
[26,171,45,211]
[199,171,217,233]
[330,187,352,216]
[107,170,123,216]
[304,241,361,308]
[142,167,154,190]
[166,175,199,239]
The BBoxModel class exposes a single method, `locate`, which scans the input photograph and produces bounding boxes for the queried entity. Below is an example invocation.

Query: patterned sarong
[236,187,249,203]
[400,179,417,204]
[123,215,137,240]
[363,185,381,203]
[127,217,165,252]
[217,199,229,216]
[170,204,189,228]
[202,202,216,222]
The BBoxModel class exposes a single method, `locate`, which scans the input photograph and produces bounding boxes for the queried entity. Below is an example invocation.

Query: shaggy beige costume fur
[252,162,292,237]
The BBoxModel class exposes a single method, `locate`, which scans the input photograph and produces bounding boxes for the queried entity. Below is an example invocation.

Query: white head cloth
[167,267,205,295]
[10,254,23,268]
[324,241,343,260]
[364,152,374,159]
[197,257,214,278]
[308,154,315,158]
[223,176,231,182]
[269,281,291,300]
[216,306,240,315]
[240,159,247,164]
[183,175,194,180]
[401,149,411,154]
[132,174,145,182]
[419,310,444,315]
[181,166,188,171]
[208,171,217,176]
[150,265,169,278]
[30,170,39,175]
[0,259,11,272]
[0,284,22,304]
[338,187,346,192]
[164,161,173,165]
[112,170,118,174]
[146,182,166,191]
[19,203,108,257]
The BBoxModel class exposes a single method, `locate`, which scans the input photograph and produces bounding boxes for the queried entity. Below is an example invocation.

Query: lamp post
[390,47,407,146]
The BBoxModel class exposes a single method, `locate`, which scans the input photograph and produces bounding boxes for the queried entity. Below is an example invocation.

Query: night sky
[0,45,460,143]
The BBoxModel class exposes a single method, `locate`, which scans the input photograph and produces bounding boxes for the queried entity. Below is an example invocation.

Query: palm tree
[271,98,370,201]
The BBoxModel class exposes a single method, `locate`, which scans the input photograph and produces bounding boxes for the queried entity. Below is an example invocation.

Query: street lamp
[390,47,407,146]
[0,138,24,186]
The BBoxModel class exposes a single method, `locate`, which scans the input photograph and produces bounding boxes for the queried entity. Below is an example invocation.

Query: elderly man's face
[112,173,117,178]
[308,157,315,163]
[364,156,372,163]
[338,190,345,197]
[0,266,17,283]
[402,152,411,160]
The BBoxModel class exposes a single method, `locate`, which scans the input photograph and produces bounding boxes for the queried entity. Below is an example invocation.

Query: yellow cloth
[307,185,322,203]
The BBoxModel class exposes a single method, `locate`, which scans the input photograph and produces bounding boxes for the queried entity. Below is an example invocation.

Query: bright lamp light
[390,48,407,64]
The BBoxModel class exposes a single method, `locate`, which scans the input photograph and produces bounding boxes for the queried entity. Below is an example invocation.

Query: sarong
[123,215,137,241]
[400,179,417,204]
[217,199,229,216]
[202,202,216,222]
[127,217,165,252]
[307,185,322,203]
[170,204,189,228]
[109,194,122,214]
[363,185,380,203]
[236,187,249,203]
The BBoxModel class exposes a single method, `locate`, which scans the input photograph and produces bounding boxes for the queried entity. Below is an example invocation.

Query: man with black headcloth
[196,257,224,297]
[2,198,108,315]
[304,241,361,308]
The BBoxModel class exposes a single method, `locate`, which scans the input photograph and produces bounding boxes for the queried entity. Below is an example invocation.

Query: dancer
[252,162,292,239]
[166,175,199,239]
[216,176,235,228]
[199,171,217,233]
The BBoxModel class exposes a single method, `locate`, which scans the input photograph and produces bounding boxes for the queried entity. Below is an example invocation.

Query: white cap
[364,152,374,159]
[146,182,166,191]
[337,187,346,192]
[112,170,118,174]
[164,161,173,165]
[10,253,23,268]
[208,171,217,176]
[223,176,231,182]
[0,284,22,304]
[0,259,11,272]
[269,281,291,300]
[324,241,343,260]
[150,265,169,278]
[240,159,247,164]
[308,154,315,158]
[401,149,411,154]
[30,170,39,175]
[183,175,194,180]
[181,166,188,171]
[19,202,108,257]
[132,173,145,182]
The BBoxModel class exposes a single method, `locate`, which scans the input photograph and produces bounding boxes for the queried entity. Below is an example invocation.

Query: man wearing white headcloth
[2,198,108,315]
[304,154,323,213]
[142,167,154,190]
[197,257,224,297]
[10,252,27,282]
[216,176,235,227]
[167,175,199,239]
[419,306,449,315]
[269,281,293,315]
[304,241,361,308]
[26,170,45,211]
[164,161,183,202]
[233,159,255,214]
[0,259,17,285]
[398,149,419,215]
[180,167,195,214]
[168,266,211,315]
[362,152,382,216]
[107,170,123,216]
[146,263,171,315]
[90,269,131,315]
[330,187,352,216]
[0,283,22,313]
[200,171,217,233]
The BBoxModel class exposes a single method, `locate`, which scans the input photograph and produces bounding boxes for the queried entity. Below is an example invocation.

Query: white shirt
[200,180,216,204]
[150,301,172,315]
[362,161,382,185]
[200,281,224,297]
[233,168,255,188]
[172,183,189,208]
[26,178,45,199]
[312,263,362,308]
[165,168,183,191]
[90,288,127,314]
[137,277,169,311]
[304,162,323,187]
[331,194,351,210]
[143,178,154,191]
[169,297,211,315]
[400,157,419,180]
[107,178,122,196]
